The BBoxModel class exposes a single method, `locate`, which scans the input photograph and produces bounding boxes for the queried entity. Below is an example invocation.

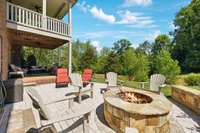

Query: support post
[68,2,72,76]
[42,0,47,29]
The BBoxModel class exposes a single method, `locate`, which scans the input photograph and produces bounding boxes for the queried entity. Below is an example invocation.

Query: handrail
[6,2,68,36]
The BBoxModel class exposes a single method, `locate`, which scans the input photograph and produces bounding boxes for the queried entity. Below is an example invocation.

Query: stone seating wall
[172,85,200,115]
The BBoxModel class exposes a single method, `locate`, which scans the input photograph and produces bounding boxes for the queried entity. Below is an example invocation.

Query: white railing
[6,2,68,36]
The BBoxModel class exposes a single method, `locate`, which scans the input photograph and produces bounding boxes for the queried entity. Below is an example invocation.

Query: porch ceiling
[8,29,68,49]
[9,0,77,19]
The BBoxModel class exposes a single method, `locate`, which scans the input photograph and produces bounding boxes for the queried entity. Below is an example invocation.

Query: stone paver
[169,98,200,133]
[5,83,200,133]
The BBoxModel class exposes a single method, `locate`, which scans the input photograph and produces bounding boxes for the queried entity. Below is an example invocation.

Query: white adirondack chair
[27,88,94,133]
[150,74,166,93]
[101,72,124,93]
[70,73,94,103]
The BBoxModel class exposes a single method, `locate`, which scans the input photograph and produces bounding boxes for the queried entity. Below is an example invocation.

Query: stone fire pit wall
[172,85,200,115]
[104,88,172,133]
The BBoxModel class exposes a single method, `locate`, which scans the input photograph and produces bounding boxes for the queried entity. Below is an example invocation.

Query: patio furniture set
[0,69,167,133]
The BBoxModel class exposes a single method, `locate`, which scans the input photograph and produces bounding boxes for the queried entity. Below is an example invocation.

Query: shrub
[185,74,200,86]
[153,50,181,83]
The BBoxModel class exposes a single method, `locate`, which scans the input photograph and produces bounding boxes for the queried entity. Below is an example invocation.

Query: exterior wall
[172,85,200,115]
[0,0,11,80]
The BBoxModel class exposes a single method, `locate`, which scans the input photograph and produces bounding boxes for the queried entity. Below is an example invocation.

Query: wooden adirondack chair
[27,88,94,133]
[101,72,124,93]
[70,73,93,103]
[150,74,166,93]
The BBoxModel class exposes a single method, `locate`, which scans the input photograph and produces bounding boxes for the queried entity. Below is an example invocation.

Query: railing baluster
[6,2,68,36]
[10,4,13,21]
[18,7,21,23]
[25,10,28,25]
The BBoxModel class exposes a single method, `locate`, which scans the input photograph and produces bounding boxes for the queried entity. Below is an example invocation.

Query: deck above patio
[6,2,72,49]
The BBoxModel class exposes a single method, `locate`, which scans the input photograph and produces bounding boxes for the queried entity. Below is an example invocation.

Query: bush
[185,74,200,86]
[153,50,181,83]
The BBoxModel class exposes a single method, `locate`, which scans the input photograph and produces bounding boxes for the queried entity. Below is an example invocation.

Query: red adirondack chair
[56,68,70,87]
[82,69,93,85]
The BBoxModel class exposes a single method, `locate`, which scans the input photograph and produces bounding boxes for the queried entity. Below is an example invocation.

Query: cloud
[117,10,156,28]
[90,7,116,24]
[76,2,116,24]
[76,2,156,28]
[76,1,90,13]
[91,41,102,52]
[145,30,161,42]
[169,22,176,30]
[123,0,152,7]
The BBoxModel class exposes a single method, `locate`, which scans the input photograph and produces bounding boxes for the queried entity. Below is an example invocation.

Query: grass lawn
[92,74,172,97]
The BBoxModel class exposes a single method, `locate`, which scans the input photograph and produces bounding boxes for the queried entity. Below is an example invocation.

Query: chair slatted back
[0,80,6,109]
[150,74,166,92]
[82,69,93,82]
[106,72,117,87]
[70,73,83,87]
[56,68,70,83]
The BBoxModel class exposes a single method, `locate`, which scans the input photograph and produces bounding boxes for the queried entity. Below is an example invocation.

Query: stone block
[130,116,146,133]
[146,116,160,126]
[113,107,124,119]
[106,103,113,114]
[144,126,155,133]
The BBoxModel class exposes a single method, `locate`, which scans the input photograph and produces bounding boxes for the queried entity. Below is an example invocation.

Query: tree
[152,34,171,54]
[104,51,122,74]
[134,53,150,82]
[112,39,132,55]
[136,40,152,55]
[79,41,97,70]
[122,48,137,80]
[173,0,200,72]
[95,47,111,73]
[153,50,181,83]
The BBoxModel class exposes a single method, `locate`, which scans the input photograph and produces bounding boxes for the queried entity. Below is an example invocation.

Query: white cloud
[169,22,176,30]
[76,2,156,28]
[117,10,156,28]
[77,2,116,24]
[90,7,116,24]
[145,30,161,42]
[76,1,90,13]
[91,41,102,52]
[123,0,152,7]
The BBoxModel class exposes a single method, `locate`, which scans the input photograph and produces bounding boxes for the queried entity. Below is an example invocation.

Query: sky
[64,0,191,51]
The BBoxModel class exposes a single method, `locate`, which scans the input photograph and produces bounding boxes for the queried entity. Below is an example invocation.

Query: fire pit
[104,87,172,133]
[117,91,153,104]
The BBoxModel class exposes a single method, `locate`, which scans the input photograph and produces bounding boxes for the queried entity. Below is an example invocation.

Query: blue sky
[64,0,191,51]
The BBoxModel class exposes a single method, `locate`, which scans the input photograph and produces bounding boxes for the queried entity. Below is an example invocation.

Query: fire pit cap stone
[104,87,172,116]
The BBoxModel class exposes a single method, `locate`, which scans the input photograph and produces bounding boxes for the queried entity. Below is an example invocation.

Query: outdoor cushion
[82,69,93,81]
[27,88,51,120]
[27,84,76,105]
[56,69,70,84]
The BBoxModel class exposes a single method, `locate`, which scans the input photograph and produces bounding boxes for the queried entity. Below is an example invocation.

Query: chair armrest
[159,84,167,88]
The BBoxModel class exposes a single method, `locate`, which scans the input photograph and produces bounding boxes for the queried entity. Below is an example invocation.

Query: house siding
[0,0,11,80]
